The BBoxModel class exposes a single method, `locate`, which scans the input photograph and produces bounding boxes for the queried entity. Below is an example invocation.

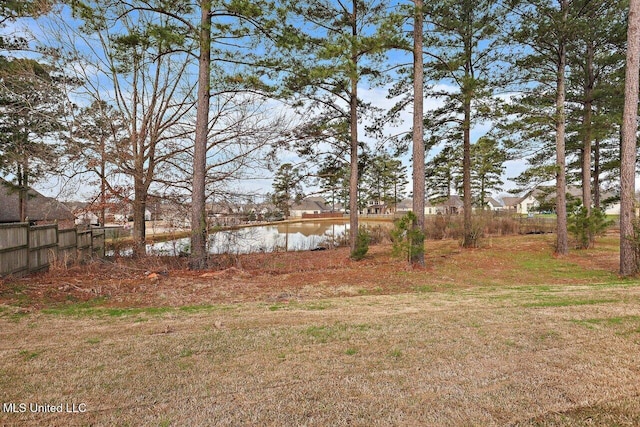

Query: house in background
[0,179,76,229]
[425,195,464,215]
[362,199,389,215]
[395,198,413,214]
[397,195,470,216]
[564,187,620,215]
[500,186,621,215]
[486,197,504,211]
[395,196,463,215]
[501,196,520,213]
[290,197,332,218]
[65,201,100,226]
[501,193,538,215]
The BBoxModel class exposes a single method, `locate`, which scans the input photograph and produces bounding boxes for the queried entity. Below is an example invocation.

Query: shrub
[350,226,370,260]
[367,225,389,245]
[391,212,425,263]
[427,213,449,240]
[463,214,487,248]
[567,203,612,249]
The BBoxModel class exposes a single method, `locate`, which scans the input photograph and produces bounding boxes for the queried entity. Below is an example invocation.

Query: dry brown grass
[1,234,640,425]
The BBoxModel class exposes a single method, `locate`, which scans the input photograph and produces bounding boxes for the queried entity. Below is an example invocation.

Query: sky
[0,4,593,204]
[210,83,530,203]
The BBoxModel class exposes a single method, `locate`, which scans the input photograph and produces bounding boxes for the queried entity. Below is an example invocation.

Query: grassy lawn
[1,234,640,426]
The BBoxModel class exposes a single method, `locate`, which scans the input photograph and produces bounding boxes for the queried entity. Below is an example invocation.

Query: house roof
[501,196,522,207]
[0,179,76,223]
[524,186,619,204]
[291,198,330,212]
[396,198,413,209]
[487,197,503,208]
[306,196,328,203]
[426,195,464,208]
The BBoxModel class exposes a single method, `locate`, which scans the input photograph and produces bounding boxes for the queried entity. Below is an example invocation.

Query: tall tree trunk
[593,136,600,209]
[462,3,473,248]
[411,0,425,266]
[620,0,640,276]
[132,179,147,258]
[555,0,569,256]
[128,53,147,258]
[190,0,212,270]
[348,84,358,255]
[582,41,594,215]
[18,162,27,222]
[348,0,359,257]
[100,155,106,226]
[462,97,473,247]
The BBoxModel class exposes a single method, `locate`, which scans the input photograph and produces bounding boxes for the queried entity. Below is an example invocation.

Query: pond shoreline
[108,216,394,247]
[108,217,396,256]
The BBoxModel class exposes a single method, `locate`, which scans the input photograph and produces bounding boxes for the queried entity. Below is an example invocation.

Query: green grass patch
[302,302,331,310]
[18,350,40,361]
[178,304,229,313]
[512,251,617,283]
[0,282,32,306]
[537,330,560,341]
[268,301,332,311]
[303,323,349,343]
[388,349,403,359]
[353,323,373,331]
[523,298,618,308]
[41,301,229,318]
[6,311,29,322]
[572,315,640,330]
[179,348,194,358]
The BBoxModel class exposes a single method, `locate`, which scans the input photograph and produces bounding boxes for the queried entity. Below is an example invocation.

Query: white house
[485,197,504,211]
[501,186,622,215]
[500,191,539,214]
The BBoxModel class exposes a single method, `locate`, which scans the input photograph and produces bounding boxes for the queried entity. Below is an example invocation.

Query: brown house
[0,179,76,229]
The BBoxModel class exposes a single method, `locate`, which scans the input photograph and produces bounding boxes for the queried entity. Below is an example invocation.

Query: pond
[147,221,353,256]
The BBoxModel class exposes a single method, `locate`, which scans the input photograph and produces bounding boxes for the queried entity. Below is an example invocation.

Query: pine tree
[362,152,407,211]
[508,0,593,256]
[271,163,303,218]
[69,100,127,226]
[471,137,506,209]
[281,0,392,258]
[418,0,509,248]
[0,58,71,221]
[564,0,627,246]
[425,145,460,200]
[620,0,640,276]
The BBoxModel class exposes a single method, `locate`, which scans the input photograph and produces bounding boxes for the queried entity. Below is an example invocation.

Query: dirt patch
[0,234,624,310]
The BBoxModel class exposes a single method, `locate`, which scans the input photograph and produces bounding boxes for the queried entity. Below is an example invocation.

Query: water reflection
[148,221,350,256]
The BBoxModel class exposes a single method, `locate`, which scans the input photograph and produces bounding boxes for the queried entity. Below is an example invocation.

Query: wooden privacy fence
[0,223,105,277]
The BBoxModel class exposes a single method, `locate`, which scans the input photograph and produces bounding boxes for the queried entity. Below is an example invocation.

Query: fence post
[26,222,31,274]
[55,221,60,267]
